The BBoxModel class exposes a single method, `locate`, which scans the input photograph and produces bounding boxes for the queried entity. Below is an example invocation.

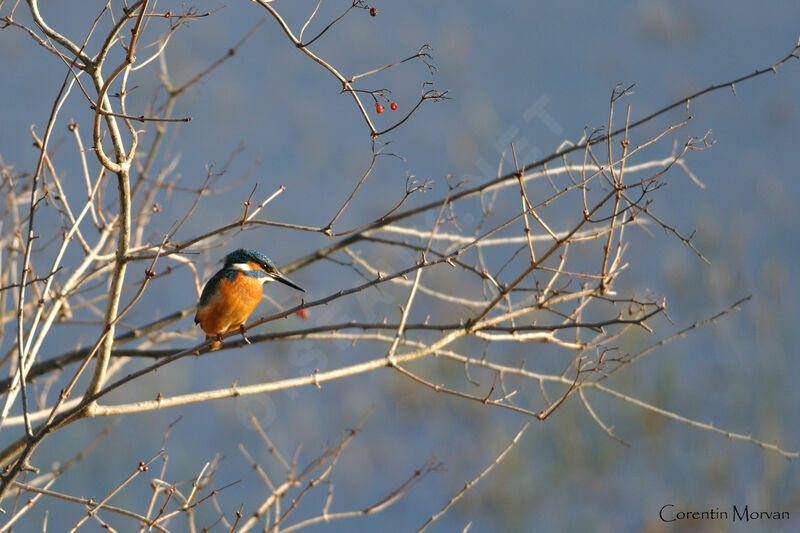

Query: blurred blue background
[1,1,799,531]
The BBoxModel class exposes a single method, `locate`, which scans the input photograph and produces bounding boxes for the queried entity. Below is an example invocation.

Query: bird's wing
[194,269,234,323]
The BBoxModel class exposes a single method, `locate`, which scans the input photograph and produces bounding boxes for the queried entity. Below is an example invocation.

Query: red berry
[376,103,384,114]
[369,7,378,16]
[390,102,398,111]
[296,309,309,319]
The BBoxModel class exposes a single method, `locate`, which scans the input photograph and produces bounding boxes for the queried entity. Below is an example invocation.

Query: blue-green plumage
[224,249,279,271]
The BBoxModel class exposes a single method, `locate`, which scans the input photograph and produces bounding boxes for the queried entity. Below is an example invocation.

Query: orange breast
[195,274,263,336]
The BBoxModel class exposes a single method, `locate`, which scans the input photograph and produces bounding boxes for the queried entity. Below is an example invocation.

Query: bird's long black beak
[270,271,305,292]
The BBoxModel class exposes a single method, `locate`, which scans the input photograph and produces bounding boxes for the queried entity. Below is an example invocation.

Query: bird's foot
[205,333,224,351]
[239,324,251,344]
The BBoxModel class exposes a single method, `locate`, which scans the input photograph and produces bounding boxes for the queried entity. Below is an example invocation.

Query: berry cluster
[376,102,398,114]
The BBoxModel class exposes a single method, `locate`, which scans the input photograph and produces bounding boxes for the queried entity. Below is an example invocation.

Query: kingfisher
[194,248,304,350]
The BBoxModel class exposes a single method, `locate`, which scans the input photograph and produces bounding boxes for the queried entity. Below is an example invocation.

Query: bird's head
[224,248,305,292]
